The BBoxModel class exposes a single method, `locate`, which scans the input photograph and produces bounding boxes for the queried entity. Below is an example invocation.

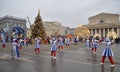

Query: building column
[95,29,97,34]
[99,28,101,37]
[91,29,93,36]
[111,28,114,33]
[107,28,109,37]
[117,27,120,37]
[107,28,109,33]
[103,28,105,37]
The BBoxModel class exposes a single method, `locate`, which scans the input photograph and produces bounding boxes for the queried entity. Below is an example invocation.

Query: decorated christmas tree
[31,10,46,40]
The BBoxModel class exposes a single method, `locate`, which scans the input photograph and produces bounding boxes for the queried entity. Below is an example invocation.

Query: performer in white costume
[50,38,57,59]
[100,38,115,67]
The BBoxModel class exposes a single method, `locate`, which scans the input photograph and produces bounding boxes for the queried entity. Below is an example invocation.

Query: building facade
[87,13,120,38]
[43,21,70,37]
[0,15,27,38]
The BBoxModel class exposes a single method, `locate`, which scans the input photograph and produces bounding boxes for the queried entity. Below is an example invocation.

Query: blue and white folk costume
[65,38,70,48]
[11,39,20,59]
[18,39,23,51]
[100,38,115,67]
[58,37,64,50]
[102,41,114,56]
[86,38,90,48]
[34,38,41,54]
[50,40,57,59]
[91,39,98,53]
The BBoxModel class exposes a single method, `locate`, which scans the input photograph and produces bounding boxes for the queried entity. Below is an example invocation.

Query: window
[100,19,104,23]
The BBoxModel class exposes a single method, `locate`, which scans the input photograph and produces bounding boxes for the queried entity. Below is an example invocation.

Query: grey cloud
[0,0,120,28]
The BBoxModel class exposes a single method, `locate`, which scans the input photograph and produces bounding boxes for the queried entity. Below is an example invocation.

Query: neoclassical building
[43,21,70,37]
[86,13,120,38]
[0,15,27,37]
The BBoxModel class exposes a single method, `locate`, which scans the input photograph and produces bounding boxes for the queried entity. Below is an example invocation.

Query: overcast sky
[0,0,120,28]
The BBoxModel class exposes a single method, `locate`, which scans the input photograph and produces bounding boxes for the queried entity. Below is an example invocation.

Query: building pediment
[88,22,120,29]
[0,15,26,22]
[89,13,119,19]
[89,13,119,25]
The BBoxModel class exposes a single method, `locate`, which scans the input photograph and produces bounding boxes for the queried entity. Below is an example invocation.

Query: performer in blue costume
[34,37,41,55]
[91,38,99,53]
[58,37,64,51]
[100,37,115,67]
[50,38,57,59]
[11,39,20,59]
[11,26,24,59]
